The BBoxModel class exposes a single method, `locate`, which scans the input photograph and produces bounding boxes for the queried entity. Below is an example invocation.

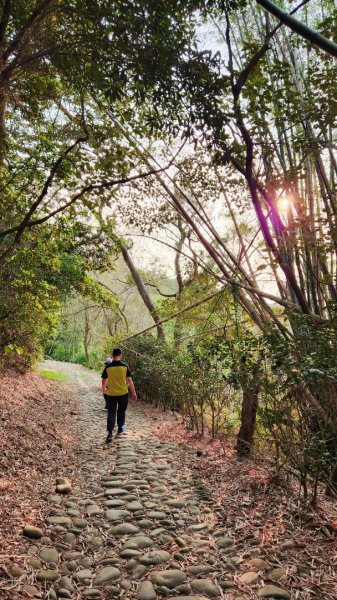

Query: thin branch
[0,154,180,241]
[144,281,177,298]
[2,0,55,62]
[118,287,227,343]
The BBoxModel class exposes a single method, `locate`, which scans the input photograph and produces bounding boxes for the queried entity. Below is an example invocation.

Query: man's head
[112,348,122,359]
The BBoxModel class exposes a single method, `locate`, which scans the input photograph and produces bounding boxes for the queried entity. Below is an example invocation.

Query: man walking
[101,348,137,443]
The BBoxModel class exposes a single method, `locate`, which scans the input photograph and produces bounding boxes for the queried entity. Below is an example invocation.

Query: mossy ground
[38,369,69,382]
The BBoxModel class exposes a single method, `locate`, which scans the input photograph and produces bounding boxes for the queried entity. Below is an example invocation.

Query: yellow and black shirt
[101,360,131,396]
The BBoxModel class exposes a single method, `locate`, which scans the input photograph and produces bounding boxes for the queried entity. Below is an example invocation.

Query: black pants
[106,393,128,433]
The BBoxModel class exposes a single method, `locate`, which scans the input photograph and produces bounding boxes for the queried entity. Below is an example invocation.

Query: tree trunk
[83,308,90,361]
[0,87,8,165]
[121,245,166,342]
[326,462,337,498]
[236,368,260,456]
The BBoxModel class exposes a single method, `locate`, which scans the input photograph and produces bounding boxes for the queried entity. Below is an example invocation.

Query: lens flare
[278,196,290,214]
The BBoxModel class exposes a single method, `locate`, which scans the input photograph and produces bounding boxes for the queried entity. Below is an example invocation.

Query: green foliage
[120,330,236,437]
[0,221,118,370]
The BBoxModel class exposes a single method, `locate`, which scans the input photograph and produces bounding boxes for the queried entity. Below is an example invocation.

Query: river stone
[83,590,102,598]
[22,585,41,598]
[68,527,82,536]
[187,523,209,533]
[88,536,103,549]
[57,590,72,599]
[28,557,42,569]
[64,500,77,508]
[106,585,120,596]
[167,597,207,600]
[67,508,80,517]
[116,456,137,463]
[102,481,125,488]
[36,570,59,582]
[50,494,63,503]
[86,504,102,516]
[268,568,287,581]
[136,519,154,529]
[93,566,121,585]
[63,551,82,561]
[63,532,76,545]
[248,558,269,570]
[105,499,126,507]
[58,576,75,591]
[139,550,171,566]
[190,580,219,597]
[216,536,234,549]
[99,557,121,566]
[188,507,200,515]
[147,511,167,520]
[240,571,259,584]
[132,565,148,579]
[257,585,291,599]
[144,502,157,509]
[106,509,130,521]
[175,537,187,548]
[56,483,72,494]
[150,570,187,588]
[104,488,129,496]
[138,580,157,600]
[187,566,215,576]
[47,516,72,527]
[120,548,141,559]
[9,565,26,578]
[23,526,43,539]
[127,501,144,511]
[219,580,236,589]
[167,499,186,508]
[40,548,59,565]
[73,518,89,528]
[126,558,138,571]
[110,523,140,535]
[74,569,93,582]
[122,536,154,550]
[173,553,185,563]
[56,477,68,485]
[150,527,165,536]
[175,585,192,595]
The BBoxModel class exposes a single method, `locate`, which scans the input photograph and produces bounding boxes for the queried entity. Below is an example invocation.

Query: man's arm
[102,378,108,395]
[126,376,137,401]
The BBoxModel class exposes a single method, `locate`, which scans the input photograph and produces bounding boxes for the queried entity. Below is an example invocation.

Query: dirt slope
[0,366,81,554]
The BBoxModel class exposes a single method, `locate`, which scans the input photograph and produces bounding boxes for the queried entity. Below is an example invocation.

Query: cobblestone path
[15,361,291,600]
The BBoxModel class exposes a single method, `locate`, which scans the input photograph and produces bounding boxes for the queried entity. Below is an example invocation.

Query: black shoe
[106,433,113,443]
